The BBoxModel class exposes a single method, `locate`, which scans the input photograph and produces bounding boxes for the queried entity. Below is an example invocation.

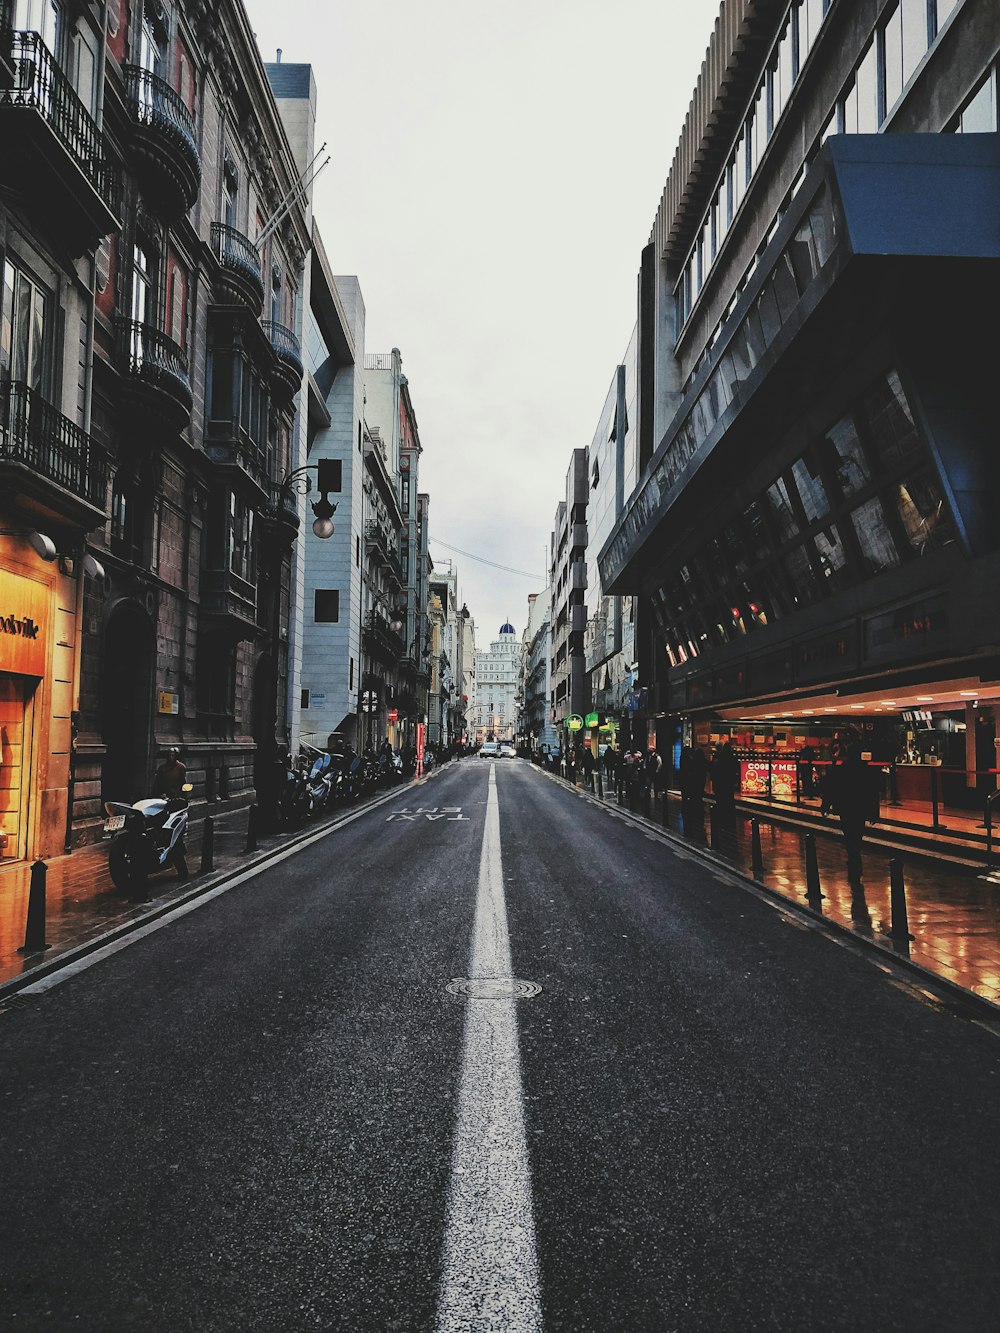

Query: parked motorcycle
[104,782,193,892]
[303,745,335,816]
[277,750,310,829]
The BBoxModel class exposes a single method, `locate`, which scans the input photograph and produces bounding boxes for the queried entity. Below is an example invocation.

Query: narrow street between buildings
[3,758,1000,1332]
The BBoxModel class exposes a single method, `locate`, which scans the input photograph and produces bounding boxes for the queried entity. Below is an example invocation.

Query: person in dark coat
[710,741,740,816]
[582,745,595,791]
[823,744,880,885]
[679,745,708,811]
[648,748,664,797]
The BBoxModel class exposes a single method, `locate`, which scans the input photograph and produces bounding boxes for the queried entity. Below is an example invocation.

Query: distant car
[499,744,516,758]
[479,742,500,758]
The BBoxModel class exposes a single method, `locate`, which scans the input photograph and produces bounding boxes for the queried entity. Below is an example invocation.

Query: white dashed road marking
[436,764,543,1332]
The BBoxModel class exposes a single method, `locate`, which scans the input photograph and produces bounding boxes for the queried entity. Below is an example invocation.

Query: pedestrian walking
[152,747,187,800]
[582,746,595,792]
[822,743,880,886]
[649,748,664,797]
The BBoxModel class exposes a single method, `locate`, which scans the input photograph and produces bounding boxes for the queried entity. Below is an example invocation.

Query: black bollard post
[930,766,941,829]
[888,858,914,940]
[597,769,604,800]
[751,818,764,881]
[200,814,215,874]
[18,861,51,953]
[804,832,823,906]
[245,802,258,853]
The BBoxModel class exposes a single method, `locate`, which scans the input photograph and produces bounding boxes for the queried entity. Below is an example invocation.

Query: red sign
[416,722,425,776]
[387,709,398,723]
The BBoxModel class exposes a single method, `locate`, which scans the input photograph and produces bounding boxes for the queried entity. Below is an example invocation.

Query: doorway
[101,602,154,804]
[0,675,35,861]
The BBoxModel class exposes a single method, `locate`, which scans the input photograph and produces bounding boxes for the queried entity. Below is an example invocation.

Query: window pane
[857,41,878,133]
[959,74,996,133]
[767,476,800,541]
[892,471,956,554]
[783,543,818,604]
[819,414,871,498]
[743,305,767,367]
[791,452,830,522]
[812,523,851,591]
[861,369,921,471]
[883,3,903,114]
[788,217,818,289]
[935,0,958,33]
[901,0,928,83]
[743,498,773,562]
[757,279,782,344]
[772,252,800,318]
[809,188,836,265]
[851,496,901,574]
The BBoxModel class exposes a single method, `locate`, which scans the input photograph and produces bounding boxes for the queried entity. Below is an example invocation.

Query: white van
[479,742,501,758]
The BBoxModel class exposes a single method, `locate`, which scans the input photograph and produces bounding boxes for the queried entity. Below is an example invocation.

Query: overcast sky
[244,0,718,647]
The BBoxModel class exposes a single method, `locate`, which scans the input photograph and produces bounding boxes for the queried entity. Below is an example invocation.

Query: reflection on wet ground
[595,782,1000,1006]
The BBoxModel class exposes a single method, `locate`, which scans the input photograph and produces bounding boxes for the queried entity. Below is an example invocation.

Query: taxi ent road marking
[386,807,470,822]
[435,764,543,1333]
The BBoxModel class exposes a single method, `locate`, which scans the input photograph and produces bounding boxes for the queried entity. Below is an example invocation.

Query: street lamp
[260,462,336,828]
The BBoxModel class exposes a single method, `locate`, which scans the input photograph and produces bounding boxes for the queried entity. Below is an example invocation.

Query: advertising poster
[416,722,425,776]
[740,758,798,800]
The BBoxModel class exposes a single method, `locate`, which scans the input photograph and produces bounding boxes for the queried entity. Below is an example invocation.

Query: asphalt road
[2,759,1000,1332]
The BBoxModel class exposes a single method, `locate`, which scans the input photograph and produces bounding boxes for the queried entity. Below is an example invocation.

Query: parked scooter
[104,783,193,892]
[277,750,310,829]
[303,745,335,816]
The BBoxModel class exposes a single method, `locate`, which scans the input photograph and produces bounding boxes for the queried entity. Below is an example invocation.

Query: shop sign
[387,709,398,723]
[566,714,584,732]
[0,570,49,678]
[585,712,599,727]
[795,625,857,683]
[158,691,179,716]
[740,758,798,799]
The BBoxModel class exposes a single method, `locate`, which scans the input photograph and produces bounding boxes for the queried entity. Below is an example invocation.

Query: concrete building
[549,448,589,735]
[585,328,641,752]
[475,623,521,744]
[520,589,557,755]
[599,0,1000,815]
[298,250,364,749]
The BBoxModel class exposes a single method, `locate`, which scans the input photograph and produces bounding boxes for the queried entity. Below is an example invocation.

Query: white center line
[436,764,543,1332]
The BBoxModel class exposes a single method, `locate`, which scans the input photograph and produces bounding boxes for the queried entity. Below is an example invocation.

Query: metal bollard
[245,802,258,853]
[804,832,823,906]
[930,766,941,829]
[18,861,51,953]
[597,769,604,800]
[751,818,764,881]
[888,857,914,940]
[200,814,215,874]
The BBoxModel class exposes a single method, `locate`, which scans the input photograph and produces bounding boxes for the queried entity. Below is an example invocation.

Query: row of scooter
[277,741,414,827]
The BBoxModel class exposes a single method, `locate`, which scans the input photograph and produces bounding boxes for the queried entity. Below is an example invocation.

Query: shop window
[861,369,921,472]
[851,496,901,575]
[766,476,800,542]
[819,415,871,499]
[791,452,830,523]
[892,472,955,554]
[813,524,851,592]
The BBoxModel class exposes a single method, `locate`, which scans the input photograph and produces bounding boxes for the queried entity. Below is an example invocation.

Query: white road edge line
[436,763,543,1332]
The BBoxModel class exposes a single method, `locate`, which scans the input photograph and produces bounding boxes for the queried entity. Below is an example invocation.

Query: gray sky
[244,0,717,644]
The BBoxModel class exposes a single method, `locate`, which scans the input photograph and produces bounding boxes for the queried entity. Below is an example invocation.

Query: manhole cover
[445,977,542,1000]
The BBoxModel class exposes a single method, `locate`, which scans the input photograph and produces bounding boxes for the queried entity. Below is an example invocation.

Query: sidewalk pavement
[562,769,1000,1011]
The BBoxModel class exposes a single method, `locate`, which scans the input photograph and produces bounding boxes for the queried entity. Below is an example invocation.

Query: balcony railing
[117,318,193,418]
[1,30,120,214]
[125,64,197,162]
[0,380,108,510]
[261,319,303,379]
[211,223,264,306]
[123,64,200,215]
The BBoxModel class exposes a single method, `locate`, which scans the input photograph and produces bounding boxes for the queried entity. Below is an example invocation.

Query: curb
[544,768,1000,1027]
[0,767,446,1004]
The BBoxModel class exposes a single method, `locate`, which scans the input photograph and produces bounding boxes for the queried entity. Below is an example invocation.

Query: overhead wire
[428,536,543,581]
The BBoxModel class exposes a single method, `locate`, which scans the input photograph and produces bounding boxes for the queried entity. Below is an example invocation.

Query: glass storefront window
[892,471,955,554]
[851,495,901,574]
[792,452,830,522]
[862,369,921,471]
[819,414,870,498]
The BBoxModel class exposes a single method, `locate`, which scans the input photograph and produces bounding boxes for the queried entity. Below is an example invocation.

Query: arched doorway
[101,601,154,804]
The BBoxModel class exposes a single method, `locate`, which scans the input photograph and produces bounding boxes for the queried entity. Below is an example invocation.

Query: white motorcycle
[104,783,193,892]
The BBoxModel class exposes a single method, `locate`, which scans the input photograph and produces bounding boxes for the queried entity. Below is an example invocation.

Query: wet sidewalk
[568,773,1000,1008]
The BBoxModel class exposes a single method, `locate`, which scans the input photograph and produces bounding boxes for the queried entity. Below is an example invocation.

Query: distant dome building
[474,621,522,743]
